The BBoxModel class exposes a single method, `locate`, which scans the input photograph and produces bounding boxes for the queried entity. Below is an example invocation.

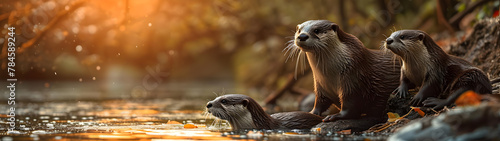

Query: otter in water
[206,94,323,131]
[288,20,401,121]
[384,30,492,109]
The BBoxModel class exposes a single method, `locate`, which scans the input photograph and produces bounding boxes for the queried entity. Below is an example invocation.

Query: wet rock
[314,117,387,132]
[389,104,500,141]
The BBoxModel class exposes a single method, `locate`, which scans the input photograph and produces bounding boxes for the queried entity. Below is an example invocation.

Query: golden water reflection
[0,99,388,140]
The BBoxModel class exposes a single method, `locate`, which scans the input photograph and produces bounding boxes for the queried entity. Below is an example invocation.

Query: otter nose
[206,102,213,108]
[297,34,309,41]
[386,38,394,45]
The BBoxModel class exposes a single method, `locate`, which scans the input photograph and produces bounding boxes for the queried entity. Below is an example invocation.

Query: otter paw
[423,97,447,110]
[432,104,447,110]
[392,87,409,98]
[310,108,323,116]
[322,114,340,122]
[422,97,444,107]
[409,95,426,107]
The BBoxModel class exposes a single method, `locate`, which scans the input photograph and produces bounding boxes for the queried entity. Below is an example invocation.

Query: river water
[0,99,392,140]
[0,81,389,140]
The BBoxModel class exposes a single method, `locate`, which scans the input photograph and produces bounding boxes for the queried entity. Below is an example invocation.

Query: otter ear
[418,33,424,41]
[331,23,338,32]
[242,99,249,107]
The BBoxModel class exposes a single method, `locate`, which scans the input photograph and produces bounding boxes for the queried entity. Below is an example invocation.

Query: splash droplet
[148,23,152,27]
[92,77,96,80]
[96,66,101,71]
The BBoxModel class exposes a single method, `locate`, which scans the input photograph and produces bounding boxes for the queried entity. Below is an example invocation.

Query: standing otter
[384,30,492,109]
[206,94,323,131]
[289,20,401,121]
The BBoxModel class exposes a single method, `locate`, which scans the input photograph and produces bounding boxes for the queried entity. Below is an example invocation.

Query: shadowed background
[1,0,498,111]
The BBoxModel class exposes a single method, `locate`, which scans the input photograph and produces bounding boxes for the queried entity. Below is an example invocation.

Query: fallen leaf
[456,90,481,106]
[411,107,425,117]
[184,123,197,128]
[166,120,182,124]
[387,112,401,122]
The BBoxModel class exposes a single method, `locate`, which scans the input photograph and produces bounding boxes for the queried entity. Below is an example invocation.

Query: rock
[314,117,387,132]
[449,17,500,79]
[389,104,500,141]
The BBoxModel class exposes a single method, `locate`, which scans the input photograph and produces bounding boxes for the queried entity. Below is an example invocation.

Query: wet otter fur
[287,20,401,121]
[206,94,323,131]
[384,30,492,109]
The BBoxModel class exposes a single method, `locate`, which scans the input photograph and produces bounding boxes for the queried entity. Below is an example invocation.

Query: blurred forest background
[1,0,499,110]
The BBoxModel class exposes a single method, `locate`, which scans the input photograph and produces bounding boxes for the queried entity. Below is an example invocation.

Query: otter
[206,94,323,131]
[289,20,401,121]
[384,30,492,109]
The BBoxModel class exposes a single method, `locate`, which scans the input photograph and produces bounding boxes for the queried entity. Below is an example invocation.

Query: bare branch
[17,0,87,53]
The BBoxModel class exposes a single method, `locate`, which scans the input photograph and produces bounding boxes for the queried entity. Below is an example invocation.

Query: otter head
[294,20,343,52]
[206,94,252,120]
[384,30,427,59]
[206,94,264,130]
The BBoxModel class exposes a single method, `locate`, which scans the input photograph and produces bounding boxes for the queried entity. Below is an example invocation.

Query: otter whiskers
[284,41,307,79]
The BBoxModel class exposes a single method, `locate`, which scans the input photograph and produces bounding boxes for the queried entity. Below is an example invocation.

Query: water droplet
[96,66,101,71]
[92,77,96,80]
[117,53,121,56]
[75,45,83,52]
[54,72,57,75]
[148,23,152,27]
[79,78,83,82]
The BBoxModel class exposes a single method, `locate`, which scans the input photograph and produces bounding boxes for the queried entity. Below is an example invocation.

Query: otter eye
[221,99,227,104]
[399,35,405,39]
[313,29,320,34]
